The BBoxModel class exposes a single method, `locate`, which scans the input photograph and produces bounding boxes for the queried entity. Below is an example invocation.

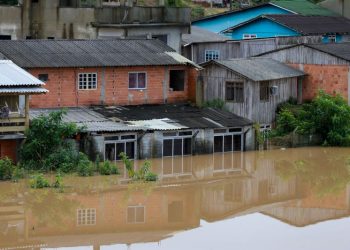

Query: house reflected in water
[0,148,350,249]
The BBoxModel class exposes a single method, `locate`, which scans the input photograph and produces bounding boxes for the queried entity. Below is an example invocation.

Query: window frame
[76,208,96,226]
[328,34,336,43]
[162,131,193,157]
[205,50,220,62]
[128,72,147,90]
[243,34,257,39]
[225,81,244,103]
[127,205,146,224]
[213,128,244,153]
[38,73,49,82]
[77,72,98,90]
[260,81,270,102]
[104,133,137,161]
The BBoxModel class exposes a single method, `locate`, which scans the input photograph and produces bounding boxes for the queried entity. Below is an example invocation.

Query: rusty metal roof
[0,39,199,69]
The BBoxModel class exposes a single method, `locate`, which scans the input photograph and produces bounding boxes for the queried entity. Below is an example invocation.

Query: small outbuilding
[198,58,305,127]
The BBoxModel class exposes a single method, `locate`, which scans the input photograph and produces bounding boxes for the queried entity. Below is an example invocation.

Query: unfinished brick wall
[289,64,349,101]
[29,65,194,108]
[0,140,17,162]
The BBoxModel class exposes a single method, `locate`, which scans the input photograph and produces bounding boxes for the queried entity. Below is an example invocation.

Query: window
[260,81,270,102]
[38,74,48,82]
[129,72,146,89]
[0,35,11,40]
[168,201,183,222]
[152,34,168,44]
[213,128,243,153]
[226,81,244,103]
[163,131,192,157]
[78,73,97,90]
[127,206,145,223]
[77,208,96,226]
[205,50,220,62]
[328,35,336,43]
[169,70,185,91]
[243,34,257,39]
[0,96,19,112]
[104,134,136,161]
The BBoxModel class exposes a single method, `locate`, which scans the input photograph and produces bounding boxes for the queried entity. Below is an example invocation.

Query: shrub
[77,153,94,177]
[275,108,298,136]
[20,110,79,171]
[30,174,50,189]
[202,99,225,109]
[120,152,135,178]
[144,172,158,182]
[11,167,26,182]
[0,157,15,181]
[44,142,78,173]
[99,161,119,175]
[52,172,64,189]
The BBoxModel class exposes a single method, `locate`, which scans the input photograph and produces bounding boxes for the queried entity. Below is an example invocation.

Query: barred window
[205,50,220,62]
[226,81,244,103]
[77,208,96,226]
[260,81,270,102]
[78,73,97,90]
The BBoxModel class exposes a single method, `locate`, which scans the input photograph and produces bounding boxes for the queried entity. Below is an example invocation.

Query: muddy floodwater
[1,147,350,250]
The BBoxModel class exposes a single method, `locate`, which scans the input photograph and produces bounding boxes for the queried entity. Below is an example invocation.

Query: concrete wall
[28,65,193,108]
[0,6,23,39]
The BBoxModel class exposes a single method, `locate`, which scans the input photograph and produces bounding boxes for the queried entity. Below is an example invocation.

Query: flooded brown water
[1,147,350,250]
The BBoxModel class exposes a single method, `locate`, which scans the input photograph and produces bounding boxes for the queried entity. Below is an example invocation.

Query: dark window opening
[215,134,242,153]
[163,139,173,157]
[0,35,11,40]
[104,135,136,161]
[173,139,182,156]
[224,135,233,152]
[152,34,168,44]
[163,137,192,157]
[38,74,49,82]
[169,70,185,91]
[47,37,55,40]
[233,135,242,151]
[183,138,192,155]
[168,201,183,223]
[0,96,18,112]
[214,136,223,153]
[260,81,270,102]
[226,81,244,102]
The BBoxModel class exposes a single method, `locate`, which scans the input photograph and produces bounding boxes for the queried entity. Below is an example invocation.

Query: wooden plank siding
[199,64,298,124]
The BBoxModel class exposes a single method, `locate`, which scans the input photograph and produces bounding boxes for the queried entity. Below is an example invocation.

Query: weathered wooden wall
[199,64,298,124]
[184,36,324,63]
[257,45,350,65]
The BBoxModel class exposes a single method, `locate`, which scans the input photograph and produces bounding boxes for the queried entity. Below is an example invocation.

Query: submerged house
[0,60,47,162]
[198,58,305,127]
[256,43,350,102]
[0,39,199,107]
[223,15,350,42]
[31,104,253,161]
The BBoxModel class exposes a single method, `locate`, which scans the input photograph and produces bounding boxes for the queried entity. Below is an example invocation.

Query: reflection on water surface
[1,147,350,250]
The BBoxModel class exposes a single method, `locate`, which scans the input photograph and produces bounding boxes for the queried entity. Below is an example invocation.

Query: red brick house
[0,39,199,108]
[257,43,350,102]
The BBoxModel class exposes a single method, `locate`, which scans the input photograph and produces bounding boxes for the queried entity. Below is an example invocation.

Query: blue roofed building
[223,15,350,42]
[192,0,338,38]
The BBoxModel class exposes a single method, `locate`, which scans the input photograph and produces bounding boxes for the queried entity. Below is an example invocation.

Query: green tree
[20,110,80,171]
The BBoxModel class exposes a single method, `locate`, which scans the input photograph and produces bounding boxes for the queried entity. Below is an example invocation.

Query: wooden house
[182,26,322,63]
[198,58,305,126]
[256,43,350,102]
[0,60,47,162]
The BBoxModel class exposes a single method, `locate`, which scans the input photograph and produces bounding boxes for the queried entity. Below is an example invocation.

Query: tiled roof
[0,39,198,68]
[201,58,305,81]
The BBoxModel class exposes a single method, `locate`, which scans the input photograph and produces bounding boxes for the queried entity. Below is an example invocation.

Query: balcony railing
[0,113,26,133]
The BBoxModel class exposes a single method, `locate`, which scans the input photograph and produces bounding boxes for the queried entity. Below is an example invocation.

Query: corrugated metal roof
[201,58,305,81]
[0,87,48,94]
[270,0,338,16]
[182,26,230,46]
[91,104,253,129]
[264,15,350,35]
[0,39,199,69]
[127,119,188,130]
[0,60,45,87]
[30,107,144,133]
